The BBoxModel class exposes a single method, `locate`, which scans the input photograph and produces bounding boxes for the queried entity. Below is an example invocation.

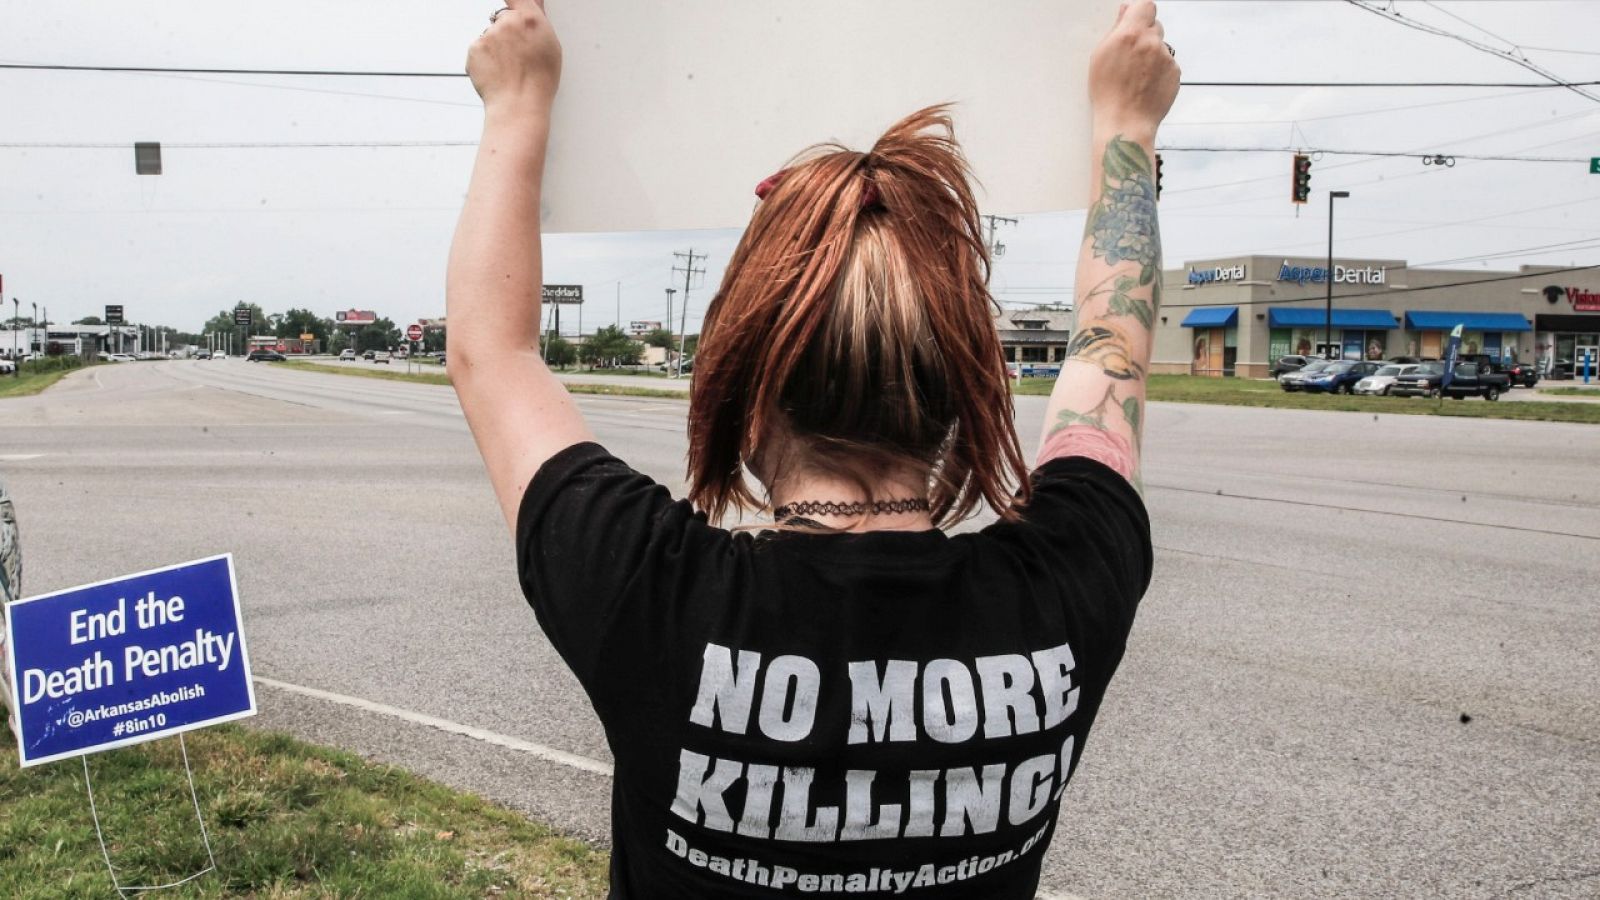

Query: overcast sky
[2,0,1598,336]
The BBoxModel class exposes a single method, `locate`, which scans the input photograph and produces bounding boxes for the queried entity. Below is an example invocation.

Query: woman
[448,2,1177,896]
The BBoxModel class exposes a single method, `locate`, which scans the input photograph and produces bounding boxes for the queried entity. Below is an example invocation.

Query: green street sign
[1592,157,1600,174]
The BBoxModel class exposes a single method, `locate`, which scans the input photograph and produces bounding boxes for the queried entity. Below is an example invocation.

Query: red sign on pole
[406,324,424,342]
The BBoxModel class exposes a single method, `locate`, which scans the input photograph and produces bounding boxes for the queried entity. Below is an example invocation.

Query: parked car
[1505,361,1539,388]
[1279,359,1333,391]
[195,349,212,360]
[339,349,357,361]
[0,359,13,374]
[106,353,135,363]
[1391,361,1510,400]
[1353,363,1419,396]
[373,351,392,364]
[1272,354,1318,377]
[214,352,228,360]
[362,349,376,361]
[247,350,287,362]
[437,352,446,367]
[1299,360,1382,394]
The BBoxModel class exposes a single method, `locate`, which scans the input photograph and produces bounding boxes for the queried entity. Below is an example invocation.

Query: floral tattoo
[1045,136,1164,488]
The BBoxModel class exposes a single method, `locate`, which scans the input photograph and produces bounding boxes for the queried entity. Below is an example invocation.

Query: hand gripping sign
[5,555,255,767]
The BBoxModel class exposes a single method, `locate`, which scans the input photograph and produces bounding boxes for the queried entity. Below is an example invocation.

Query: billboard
[539,0,1112,232]
[629,320,664,335]
[334,310,378,327]
[542,285,584,305]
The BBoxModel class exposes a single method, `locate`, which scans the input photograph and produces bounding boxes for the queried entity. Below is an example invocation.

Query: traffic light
[1155,153,1164,201]
[1292,153,1312,204]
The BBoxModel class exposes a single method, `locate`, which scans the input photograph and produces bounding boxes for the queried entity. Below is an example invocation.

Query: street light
[31,302,37,357]
[9,298,17,377]
[1325,190,1351,359]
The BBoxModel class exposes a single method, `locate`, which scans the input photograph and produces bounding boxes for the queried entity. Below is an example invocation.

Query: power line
[1408,238,1600,269]
[1163,85,1551,127]
[0,141,476,149]
[1158,145,1580,162]
[3,62,1598,90]
[1342,1,1600,104]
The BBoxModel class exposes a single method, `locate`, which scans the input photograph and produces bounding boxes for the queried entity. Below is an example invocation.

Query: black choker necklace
[773,498,931,521]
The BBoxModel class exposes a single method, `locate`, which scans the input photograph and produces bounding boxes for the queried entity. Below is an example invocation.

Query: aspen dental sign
[1277,261,1387,286]
[5,555,255,767]
[1187,264,1247,286]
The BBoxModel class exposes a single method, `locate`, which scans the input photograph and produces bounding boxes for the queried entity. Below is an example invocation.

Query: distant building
[1155,256,1600,378]
[993,309,1075,364]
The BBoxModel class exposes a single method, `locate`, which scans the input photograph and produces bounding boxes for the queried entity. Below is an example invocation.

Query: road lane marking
[254,675,1094,897]
[253,675,614,777]
[0,454,44,461]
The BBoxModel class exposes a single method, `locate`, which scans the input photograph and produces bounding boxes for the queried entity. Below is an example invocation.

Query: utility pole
[664,287,676,366]
[981,214,1018,258]
[671,249,706,378]
[616,283,622,330]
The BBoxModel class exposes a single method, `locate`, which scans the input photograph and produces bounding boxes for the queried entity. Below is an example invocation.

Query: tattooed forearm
[1039,134,1163,488]
[1089,137,1163,286]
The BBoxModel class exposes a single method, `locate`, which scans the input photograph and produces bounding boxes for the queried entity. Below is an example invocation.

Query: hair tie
[754,169,788,201]
[753,168,882,210]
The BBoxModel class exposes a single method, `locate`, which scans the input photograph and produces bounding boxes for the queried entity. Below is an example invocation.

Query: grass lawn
[0,706,609,898]
[1014,375,1600,424]
[0,369,74,399]
[285,361,686,400]
[1538,386,1600,397]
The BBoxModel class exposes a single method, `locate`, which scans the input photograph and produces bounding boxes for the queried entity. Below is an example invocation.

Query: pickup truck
[1389,361,1510,400]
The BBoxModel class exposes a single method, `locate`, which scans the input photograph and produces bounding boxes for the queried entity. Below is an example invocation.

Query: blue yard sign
[1439,324,1465,392]
[5,555,255,767]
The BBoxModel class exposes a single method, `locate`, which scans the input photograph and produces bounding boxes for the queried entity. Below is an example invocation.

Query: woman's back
[519,446,1150,897]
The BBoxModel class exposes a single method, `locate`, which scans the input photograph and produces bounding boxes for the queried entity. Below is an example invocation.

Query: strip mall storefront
[1152,256,1598,378]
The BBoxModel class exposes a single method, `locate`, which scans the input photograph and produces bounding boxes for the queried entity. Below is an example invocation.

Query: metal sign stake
[82,735,219,897]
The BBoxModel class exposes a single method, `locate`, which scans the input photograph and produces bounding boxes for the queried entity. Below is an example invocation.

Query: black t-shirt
[517,443,1152,899]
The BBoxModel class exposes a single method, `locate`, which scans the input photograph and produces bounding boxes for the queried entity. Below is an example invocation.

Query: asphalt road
[3,360,1597,899]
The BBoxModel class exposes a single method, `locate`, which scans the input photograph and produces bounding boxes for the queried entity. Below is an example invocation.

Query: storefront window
[1268,328,1291,364]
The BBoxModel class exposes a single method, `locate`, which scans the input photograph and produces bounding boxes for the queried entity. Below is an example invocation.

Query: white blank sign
[540,0,1116,233]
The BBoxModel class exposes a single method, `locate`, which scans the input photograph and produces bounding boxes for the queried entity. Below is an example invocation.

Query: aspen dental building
[1151,255,1600,379]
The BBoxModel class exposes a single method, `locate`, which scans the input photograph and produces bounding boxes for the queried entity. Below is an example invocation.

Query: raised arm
[448,0,593,531]
[1038,0,1179,488]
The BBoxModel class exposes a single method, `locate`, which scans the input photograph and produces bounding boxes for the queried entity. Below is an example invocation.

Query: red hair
[687,105,1029,526]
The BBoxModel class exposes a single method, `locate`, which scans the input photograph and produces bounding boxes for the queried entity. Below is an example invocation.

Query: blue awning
[1181,306,1239,328]
[1404,311,1532,333]
[1268,308,1399,329]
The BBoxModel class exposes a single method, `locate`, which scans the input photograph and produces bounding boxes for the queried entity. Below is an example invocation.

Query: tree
[275,308,330,345]
[201,303,271,339]
[545,336,578,369]
[580,325,642,368]
[354,318,401,353]
[73,316,104,326]
[642,328,677,350]
[4,316,34,328]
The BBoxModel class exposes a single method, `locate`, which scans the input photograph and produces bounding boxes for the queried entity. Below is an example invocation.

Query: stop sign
[406,324,424,342]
